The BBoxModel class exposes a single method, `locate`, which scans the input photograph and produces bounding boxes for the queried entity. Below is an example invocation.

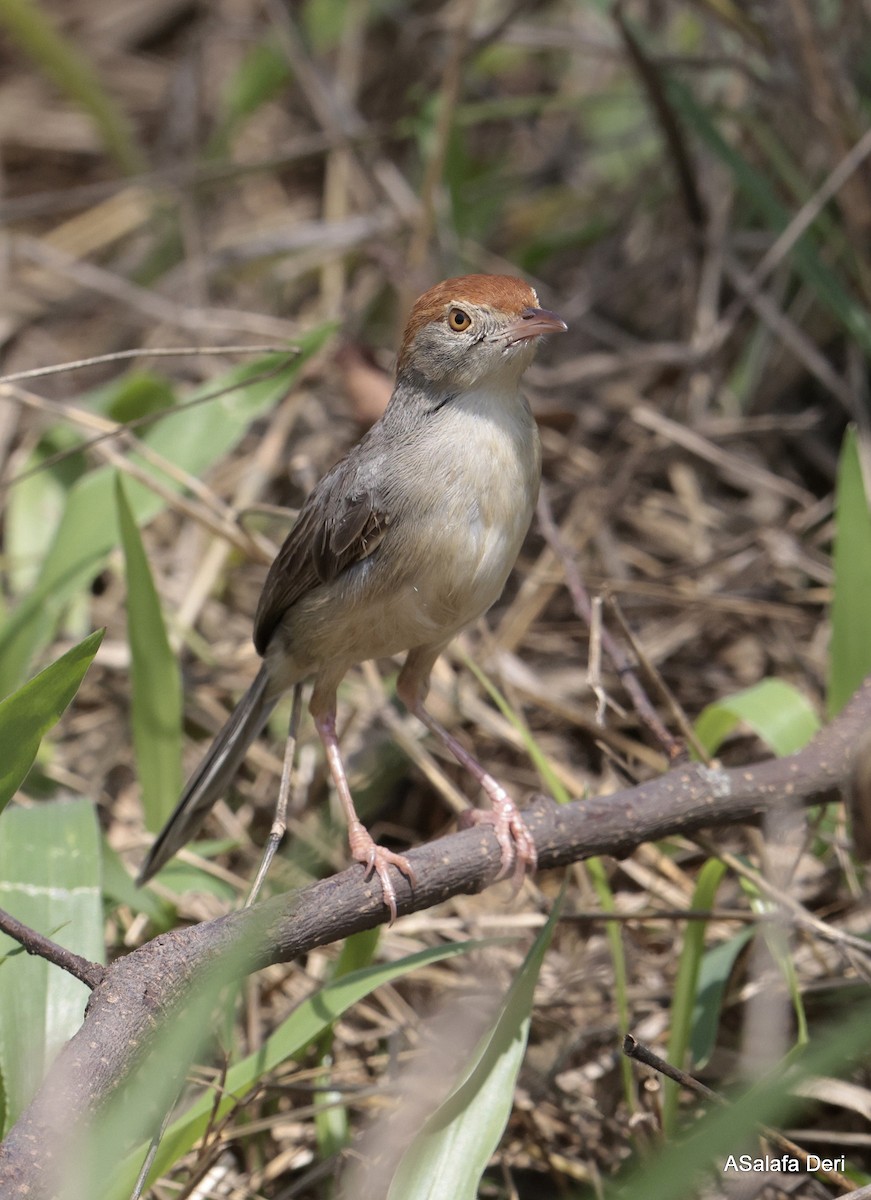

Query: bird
[137,274,567,920]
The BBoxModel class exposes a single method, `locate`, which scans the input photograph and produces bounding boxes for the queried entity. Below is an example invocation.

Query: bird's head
[396,274,567,393]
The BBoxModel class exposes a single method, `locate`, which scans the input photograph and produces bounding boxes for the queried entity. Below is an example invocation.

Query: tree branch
[0,907,105,990]
[1,675,868,1196]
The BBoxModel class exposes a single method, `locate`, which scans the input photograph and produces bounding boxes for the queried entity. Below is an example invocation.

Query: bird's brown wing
[253,447,391,656]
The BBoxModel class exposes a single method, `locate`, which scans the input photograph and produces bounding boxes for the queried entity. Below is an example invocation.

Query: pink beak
[502,306,568,345]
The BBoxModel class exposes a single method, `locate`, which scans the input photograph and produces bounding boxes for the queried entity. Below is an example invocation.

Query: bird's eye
[447,307,472,332]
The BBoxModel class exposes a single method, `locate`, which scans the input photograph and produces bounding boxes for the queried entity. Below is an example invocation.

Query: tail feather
[137,665,278,884]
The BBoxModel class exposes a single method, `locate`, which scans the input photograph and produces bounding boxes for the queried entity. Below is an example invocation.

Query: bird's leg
[397,649,537,887]
[311,692,414,923]
[245,684,303,908]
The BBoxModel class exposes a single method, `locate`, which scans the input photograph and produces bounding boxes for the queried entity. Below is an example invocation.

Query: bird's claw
[348,822,415,924]
[460,793,537,892]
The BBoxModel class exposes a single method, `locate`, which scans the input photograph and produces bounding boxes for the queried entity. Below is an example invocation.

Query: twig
[0,907,104,990]
[614,5,706,232]
[0,345,289,386]
[630,402,814,505]
[604,594,710,763]
[536,487,682,759]
[623,1035,720,1101]
[623,1035,855,1194]
[4,384,274,563]
[0,356,298,501]
[14,235,298,341]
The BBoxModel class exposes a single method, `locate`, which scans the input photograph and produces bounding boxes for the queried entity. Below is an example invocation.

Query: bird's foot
[348,821,415,924]
[459,786,537,890]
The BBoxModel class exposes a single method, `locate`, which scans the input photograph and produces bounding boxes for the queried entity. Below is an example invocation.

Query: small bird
[137,275,567,919]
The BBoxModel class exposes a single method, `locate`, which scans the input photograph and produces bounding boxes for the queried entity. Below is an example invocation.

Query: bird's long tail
[137,664,278,884]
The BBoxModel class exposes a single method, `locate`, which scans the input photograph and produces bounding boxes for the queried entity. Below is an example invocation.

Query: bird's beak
[501,306,568,346]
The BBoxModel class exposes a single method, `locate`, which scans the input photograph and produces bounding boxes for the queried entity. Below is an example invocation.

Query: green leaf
[663,859,727,1132]
[385,898,562,1199]
[690,927,754,1068]
[694,679,820,758]
[4,444,70,596]
[744,889,809,1050]
[313,929,381,1166]
[100,372,176,427]
[0,798,104,1131]
[0,629,104,811]
[302,0,348,51]
[115,476,183,830]
[333,927,380,977]
[828,426,871,715]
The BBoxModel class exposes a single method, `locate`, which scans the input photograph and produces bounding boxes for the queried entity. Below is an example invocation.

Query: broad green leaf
[105,939,492,1199]
[115,476,183,829]
[100,371,176,427]
[829,426,871,715]
[0,331,333,697]
[0,470,124,699]
[663,859,727,1132]
[138,845,239,902]
[690,927,754,1068]
[384,899,562,1200]
[0,629,104,811]
[5,444,71,596]
[333,927,380,977]
[0,798,104,1132]
[695,679,820,758]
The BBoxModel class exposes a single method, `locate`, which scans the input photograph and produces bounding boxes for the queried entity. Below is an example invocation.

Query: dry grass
[3,1,871,1196]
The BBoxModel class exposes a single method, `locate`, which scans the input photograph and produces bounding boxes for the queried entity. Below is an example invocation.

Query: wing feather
[253,443,391,655]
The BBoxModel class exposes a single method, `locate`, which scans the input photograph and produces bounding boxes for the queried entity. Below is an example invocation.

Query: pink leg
[313,706,414,923]
[397,650,537,887]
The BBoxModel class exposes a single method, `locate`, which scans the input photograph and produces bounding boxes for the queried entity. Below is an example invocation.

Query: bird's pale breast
[267,384,540,689]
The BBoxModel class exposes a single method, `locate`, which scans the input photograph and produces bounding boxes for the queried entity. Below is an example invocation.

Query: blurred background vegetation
[2,0,871,1196]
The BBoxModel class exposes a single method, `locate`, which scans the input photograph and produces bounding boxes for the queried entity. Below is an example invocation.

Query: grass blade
[384,898,562,1200]
[115,476,183,830]
[0,629,104,811]
[0,798,104,1131]
[828,426,871,716]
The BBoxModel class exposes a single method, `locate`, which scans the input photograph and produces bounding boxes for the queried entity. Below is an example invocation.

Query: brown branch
[614,5,706,233]
[623,1036,855,1193]
[1,675,869,1196]
[0,907,105,990]
[536,487,682,760]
